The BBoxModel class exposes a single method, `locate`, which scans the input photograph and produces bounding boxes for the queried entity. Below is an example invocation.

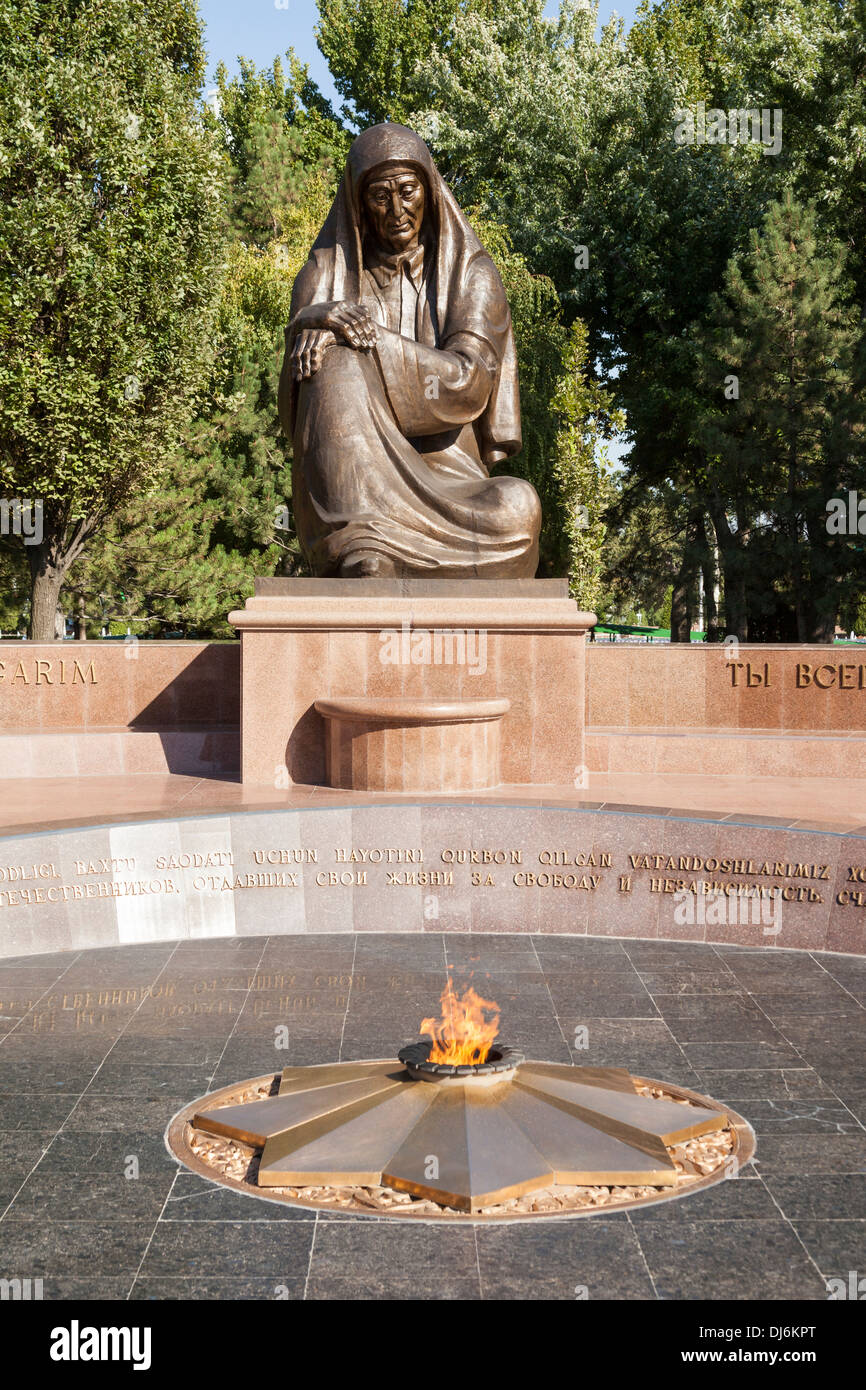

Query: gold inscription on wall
[837,867,866,908]
[252,848,318,865]
[0,877,178,907]
[335,847,423,862]
[727,659,866,690]
[192,872,301,892]
[441,848,522,864]
[0,843,843,913]
[795,662,866,689]
[0,659,97,685]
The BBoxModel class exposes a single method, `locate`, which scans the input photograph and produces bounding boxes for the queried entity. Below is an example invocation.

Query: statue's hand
[294,301,377,350]
[291,329,337,382]
[324,301,378,350]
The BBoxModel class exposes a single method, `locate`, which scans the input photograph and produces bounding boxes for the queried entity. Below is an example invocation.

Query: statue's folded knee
[297,345,372,412]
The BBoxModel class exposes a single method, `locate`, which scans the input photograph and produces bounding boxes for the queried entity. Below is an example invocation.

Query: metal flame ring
[397,1041,525,1078]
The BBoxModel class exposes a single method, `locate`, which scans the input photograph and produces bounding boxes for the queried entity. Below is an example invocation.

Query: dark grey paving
[308,1221,479,1299]
[163,1172,311,1222]
[845,1097,866,1126]
[754,991,857,1015]
[0,1094,80,1130]
[597,1052,703,1088]
[636,969,741,995]
[4,1171,176,1222]
[61,1093,192,1131]
[0,1059,105,1093]
[636,1221,828,1300]
[0,1221,154,1277]
[763,1173,866,1221]
[105,1034,229,1066]
[131,1276,307,1300]
[17,1278,136,1300]
[623,943,728,968]
[682,1040,808,1068]
[554,994,661,1018]
[752,1134,866,1174]
[661,1011,788,1044]
[36,1129,177,1175]
[306,1274,481,1299]
[772,1013,866,1042]
[0,1130,55,1181]
[138,1220,315,1278]
[724,1099,863,1134]
[0,933,863,1302]
[627,1176,780,1223]
[476,1219,655,1300]
[696,1068,838,1099]
[84,1061,217,1096]
[791,1221,866,1279]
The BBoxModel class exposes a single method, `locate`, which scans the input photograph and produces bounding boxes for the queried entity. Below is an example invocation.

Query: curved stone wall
[1,803,863,959]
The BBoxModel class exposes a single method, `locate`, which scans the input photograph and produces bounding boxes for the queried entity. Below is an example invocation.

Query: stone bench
[314,696,510,792]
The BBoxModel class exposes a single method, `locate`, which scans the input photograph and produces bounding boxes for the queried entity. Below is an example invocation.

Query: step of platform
[0,726,239,779]
[587,726,866,779]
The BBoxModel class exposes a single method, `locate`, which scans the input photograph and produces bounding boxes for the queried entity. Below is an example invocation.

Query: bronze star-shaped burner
[192,1059,729,1213]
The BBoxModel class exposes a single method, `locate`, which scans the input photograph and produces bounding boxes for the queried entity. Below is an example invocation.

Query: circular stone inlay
[167,1061,755,1221]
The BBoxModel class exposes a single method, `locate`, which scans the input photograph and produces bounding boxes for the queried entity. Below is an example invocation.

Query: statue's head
[361,163,427,254]
[347,124,436,257]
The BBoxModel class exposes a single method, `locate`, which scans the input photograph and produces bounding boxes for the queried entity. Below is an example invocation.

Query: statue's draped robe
[279,124,541,578]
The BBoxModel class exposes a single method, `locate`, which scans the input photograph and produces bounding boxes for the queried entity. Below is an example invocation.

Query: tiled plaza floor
[0,933,864,1300]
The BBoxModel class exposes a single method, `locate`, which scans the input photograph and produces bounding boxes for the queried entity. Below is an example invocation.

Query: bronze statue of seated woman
[278,122,542,579]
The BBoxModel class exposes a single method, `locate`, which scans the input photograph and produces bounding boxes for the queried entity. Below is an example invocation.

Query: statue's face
[363,166,426,254]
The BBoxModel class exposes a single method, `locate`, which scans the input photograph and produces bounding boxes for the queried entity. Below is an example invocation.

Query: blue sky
[197,1,638,104]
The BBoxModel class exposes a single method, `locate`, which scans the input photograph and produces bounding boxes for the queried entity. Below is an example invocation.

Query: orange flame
[420,976,500,1066]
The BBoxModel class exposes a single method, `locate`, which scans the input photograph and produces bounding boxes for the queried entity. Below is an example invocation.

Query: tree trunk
[701,555,719,640]
[75,596,87,640]
[804,599,837,644]
[670,572,692,642]
[670,505,703,642]
[707,503,749,642]
[27,547,65,642]
[701,519,722,642]
[811,615,836,644]
[792,540,808,642]
[25,516,95,642]
[717,553,748,643]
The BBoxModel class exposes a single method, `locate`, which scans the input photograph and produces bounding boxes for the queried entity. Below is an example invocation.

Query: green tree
[696,194,864,642]
[465,213,560,573]
[0,542,29,634]
[549,321,622,606]
[0,0,228,639]
[369,0,866,638]
[600,481,699,633]
[72,57,346,635]
[214,52,349,246]
[317,0,480,127]
[70,276,294,638]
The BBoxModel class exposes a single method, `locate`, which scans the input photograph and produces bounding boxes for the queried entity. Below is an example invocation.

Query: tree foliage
[0,0,227,638]
[696,193,864,642]
[71,56,347,635]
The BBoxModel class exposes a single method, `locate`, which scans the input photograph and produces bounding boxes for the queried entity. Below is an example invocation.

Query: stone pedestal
[315,695,510,792]
[229,579,596,788]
